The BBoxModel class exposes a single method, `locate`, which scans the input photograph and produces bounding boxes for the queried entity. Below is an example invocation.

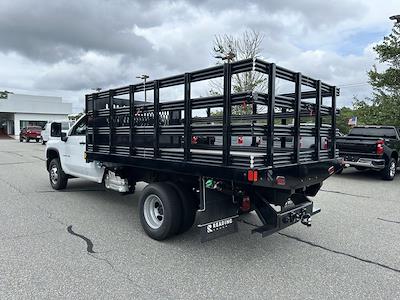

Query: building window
[20,120,47,130]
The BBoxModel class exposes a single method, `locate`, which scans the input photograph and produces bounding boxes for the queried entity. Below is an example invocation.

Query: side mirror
[61,132,68,142]
[50,122,62,137]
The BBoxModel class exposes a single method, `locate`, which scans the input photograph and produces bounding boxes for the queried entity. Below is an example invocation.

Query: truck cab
[46,115,105,188]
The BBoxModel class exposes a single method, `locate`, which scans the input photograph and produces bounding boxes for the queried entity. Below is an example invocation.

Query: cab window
[71,117,87,136]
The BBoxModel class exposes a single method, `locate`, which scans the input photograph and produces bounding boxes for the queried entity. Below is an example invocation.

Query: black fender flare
[46,148,60,170]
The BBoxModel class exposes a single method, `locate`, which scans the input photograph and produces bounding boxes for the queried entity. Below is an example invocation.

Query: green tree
[357,19,400,126]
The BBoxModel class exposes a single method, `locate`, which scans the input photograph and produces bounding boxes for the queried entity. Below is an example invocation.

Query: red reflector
[191,136,198,144]
[237,136,244,144]
[240,196,251,212]
[328,166,335,175]
[276,176,286,185]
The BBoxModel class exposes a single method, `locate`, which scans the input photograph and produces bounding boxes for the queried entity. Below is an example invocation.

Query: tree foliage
[355,21,400,126]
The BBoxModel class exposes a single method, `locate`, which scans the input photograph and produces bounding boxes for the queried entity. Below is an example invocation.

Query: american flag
[348,116,357,126]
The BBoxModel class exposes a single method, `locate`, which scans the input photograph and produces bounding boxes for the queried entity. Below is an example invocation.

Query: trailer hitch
[300,213,312,227]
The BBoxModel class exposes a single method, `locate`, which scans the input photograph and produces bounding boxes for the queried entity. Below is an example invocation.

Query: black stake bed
[86,58,340,189]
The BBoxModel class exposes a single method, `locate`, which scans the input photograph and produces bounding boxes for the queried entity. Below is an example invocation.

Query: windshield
[349,127,397,138]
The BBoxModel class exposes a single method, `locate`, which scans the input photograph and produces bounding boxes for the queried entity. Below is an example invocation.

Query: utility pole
[136,74,149,102]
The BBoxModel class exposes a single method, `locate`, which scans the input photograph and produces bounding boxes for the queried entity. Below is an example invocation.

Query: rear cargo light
[376,140,384,155]
[247,169,258,182]
[238,136,244,144]
[240,195,251,212]
[275,176,286,185]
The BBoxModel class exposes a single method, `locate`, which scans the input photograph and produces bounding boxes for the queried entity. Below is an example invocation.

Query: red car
[19,126,42,143]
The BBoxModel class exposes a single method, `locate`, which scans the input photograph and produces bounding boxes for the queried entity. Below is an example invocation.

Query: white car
[42,120,75,145]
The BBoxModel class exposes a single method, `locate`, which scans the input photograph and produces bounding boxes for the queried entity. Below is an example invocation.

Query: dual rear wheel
[139,182,197,240]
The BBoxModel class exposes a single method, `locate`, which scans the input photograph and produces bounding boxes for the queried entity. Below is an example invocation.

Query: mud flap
[197,188,239,242]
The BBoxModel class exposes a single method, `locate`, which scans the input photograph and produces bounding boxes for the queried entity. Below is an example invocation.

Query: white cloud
[0,0,398,112]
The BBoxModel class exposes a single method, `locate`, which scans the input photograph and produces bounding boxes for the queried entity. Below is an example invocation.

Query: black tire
[49,158,68,190]
[355,166,366,171]
[166,182,197,234]
[19,138,22,142]
[26,138,30,143]
[336,168,343,174]
[36,139,40,142]
[382,157,397,181]
[139,182,183,240]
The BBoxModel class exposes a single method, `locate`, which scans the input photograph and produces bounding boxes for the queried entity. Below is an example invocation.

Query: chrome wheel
[50,165,58,185]
[143,194,164,229]
[389,161,396,178]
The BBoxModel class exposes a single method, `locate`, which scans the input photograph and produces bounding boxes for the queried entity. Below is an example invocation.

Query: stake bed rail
[86,58,339,187]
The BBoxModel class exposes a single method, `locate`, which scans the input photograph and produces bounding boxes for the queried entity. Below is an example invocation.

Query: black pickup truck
[337,126,400,180]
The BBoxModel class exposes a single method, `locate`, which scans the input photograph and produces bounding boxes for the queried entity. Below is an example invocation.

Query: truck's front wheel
[382,157,396,180]
[49,158,68,190]
[139,182,182,240]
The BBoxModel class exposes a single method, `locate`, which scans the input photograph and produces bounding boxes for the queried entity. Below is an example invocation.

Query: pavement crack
[377,217,400,225]
[0,161,35,166]
[88,253,134,282]
[87,253,170,298]
[320,189,370,198]
[67,225,96,253]
[0,229,59,241]
[279,233,400,274]
[40,207,68,226]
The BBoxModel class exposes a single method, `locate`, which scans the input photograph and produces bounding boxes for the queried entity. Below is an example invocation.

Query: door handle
[79,142,86,145]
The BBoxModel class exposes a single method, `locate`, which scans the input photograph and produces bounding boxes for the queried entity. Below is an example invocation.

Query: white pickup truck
[45,115,108,190]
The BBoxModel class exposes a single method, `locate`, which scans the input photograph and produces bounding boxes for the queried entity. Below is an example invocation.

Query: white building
[0,93,72,137]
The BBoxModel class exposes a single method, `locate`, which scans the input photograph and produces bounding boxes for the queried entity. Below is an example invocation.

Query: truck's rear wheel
[166,182,197,234]
[382,158,396,181]
[49,158,68,190]
[139,182,182,240]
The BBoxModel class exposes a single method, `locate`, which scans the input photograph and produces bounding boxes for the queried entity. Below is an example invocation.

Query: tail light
[191,136,198,144]
[237,136,244,144]
[276,176,286,185]
[376,140,384,155]
[247,169,258,182]
[27,130,31,134]
[328,166,335,175]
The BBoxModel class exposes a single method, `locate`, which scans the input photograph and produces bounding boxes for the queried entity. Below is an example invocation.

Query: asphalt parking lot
[0,139,399,299]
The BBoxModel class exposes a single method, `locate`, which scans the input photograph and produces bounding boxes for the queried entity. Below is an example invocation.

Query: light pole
[136,74,149,102]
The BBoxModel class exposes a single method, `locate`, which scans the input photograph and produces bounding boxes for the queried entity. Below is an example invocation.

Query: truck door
[63,116,104,181]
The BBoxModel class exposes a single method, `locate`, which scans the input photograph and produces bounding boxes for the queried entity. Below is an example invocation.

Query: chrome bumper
[344,158,385,170]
